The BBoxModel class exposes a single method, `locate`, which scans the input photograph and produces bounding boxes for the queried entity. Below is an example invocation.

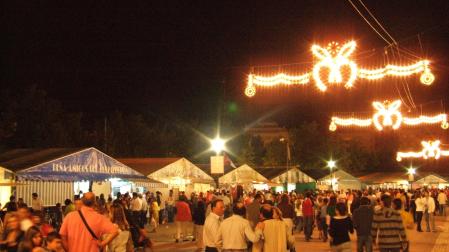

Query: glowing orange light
[245,41,434,97]
[397,140,449,161]
[330,100,448,131]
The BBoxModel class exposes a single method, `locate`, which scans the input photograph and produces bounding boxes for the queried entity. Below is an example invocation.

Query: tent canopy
[219,164,269,184]
[267,167,316,184]
[0,148,148,181]
[147,158,215,184]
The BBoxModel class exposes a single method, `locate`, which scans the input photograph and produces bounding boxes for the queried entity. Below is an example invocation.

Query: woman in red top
[175,195,192,242]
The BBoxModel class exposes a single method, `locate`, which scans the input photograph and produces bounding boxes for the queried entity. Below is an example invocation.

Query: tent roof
[0,147,149,181]
[301,169,329,180]
[0,148,85,172]
[219,164,269,184]
[358,171,410,184]
[118,157,181,176]
[148,158,215,183]
[255,167,289,180]
[319,169,360,181]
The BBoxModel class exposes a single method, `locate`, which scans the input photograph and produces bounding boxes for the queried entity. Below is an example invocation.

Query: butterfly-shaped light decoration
[372,100,403,131]
[396,140,449,161]
[245,41,434,97]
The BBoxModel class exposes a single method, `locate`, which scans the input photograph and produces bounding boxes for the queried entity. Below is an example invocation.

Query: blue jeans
[357,235,372,252]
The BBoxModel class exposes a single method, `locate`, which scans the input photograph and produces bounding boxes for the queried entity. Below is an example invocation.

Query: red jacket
[302,198,314,217]
[175,201,192,221]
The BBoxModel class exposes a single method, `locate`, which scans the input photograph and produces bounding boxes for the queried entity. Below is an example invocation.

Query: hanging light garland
[329,100,448,131]
[245,41,434,97]
[396,140,449,161]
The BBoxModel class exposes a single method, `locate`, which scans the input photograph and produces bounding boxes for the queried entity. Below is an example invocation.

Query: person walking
[218,202,264,251]
[247,194,262,229]
[59,192,119,252]
[278,194,296,235]
[393,198,413,252]
[175,195,192,243]
[259,205,295,252]
[319,198,329,242]
[329,202,354,252]
[371,194,407,252]
[108,203,130,252]
[203,199,225,252]
[437,190,447,216]
[302,192,314,241]
[192,200,206,251]
[423,191,436,232]
[414,192,424,232]
[352,197,374,252]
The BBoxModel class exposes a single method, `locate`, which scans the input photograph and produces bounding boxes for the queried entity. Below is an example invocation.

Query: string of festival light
[397,140,449,161]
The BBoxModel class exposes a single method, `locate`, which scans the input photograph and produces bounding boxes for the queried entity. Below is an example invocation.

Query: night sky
[3,1,449,125]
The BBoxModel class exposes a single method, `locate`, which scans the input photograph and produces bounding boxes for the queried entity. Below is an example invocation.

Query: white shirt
[218,215,262,250]
[424,196,436,213]
[438,192,447,205]
[415,197,425,212]
[203,212,222,248]
[31,198,43,211]
[130,198,142,211]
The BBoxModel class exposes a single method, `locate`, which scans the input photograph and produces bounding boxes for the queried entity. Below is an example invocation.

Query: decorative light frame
[397,140,449,161]
[329,100,448,131]
[245,41,434,97]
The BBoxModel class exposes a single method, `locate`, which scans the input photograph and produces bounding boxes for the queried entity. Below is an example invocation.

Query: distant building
[246,121,289,145]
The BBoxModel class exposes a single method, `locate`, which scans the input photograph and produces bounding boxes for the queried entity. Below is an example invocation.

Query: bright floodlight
[211,137,225,155]
[327,160,336,169]
[407,167,416,175]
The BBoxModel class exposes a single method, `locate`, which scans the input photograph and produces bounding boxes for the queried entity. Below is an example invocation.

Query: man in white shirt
[130,192,143,227]
[218,202,264,251]
[31,193,43,212]
[415,192,425,232]
[203,199,225,252]
[424,191,436,232]
[140,194,148,228]
[437,190,447,216]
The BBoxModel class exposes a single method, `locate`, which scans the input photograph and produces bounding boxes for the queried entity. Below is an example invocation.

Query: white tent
[148,158,215,193]
[414,173,449,189]
[318,169,361,191]
[270,167,316,184]
[219,164,269,184]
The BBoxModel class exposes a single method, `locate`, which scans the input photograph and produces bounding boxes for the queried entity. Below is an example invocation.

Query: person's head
[26,226,43,247]
[261,205,273,220]
[132,192,138,198]
[32,193,38,199]
[254,193,263,203]
[280,194,289,204]
[273,207,283,220]
[360,197,371,206]
[393,198,402,211]
[211,199,225,216]
[381,194,392,208]
[9,195,15,202]
[323,198,329,205]
[424,191,430,198]
[82,192,96,207]
[74,198,83,210]
[31,214,42,225]
[335,202,347,216]
[64,199,72,206]
[6,214,20,230]
[329,195,337,206]
[111,204,128,230]
[46,232,63,251]
[18,206,30,220]
[232,202,246,217]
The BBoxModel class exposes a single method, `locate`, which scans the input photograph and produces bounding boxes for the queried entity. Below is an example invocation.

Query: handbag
[78,210,103,252]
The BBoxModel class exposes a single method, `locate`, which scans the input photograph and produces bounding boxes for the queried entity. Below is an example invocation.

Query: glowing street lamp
[407,166,416,189]
[327,159,337,191]
[210,136,226,155]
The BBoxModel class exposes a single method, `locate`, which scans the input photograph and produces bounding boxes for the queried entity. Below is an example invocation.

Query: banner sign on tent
[211,156,224,174]
[16,148,147,181]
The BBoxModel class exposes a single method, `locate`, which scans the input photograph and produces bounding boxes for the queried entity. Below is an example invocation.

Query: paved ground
[148,215,449,252]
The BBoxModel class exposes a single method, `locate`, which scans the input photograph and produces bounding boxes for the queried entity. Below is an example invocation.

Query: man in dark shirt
[277,194,295,234]
[353,197,374,252]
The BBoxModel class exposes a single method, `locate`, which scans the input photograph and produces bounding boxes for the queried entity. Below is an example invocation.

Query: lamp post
[210,136,226,188]
[407,166,416,190]
[280,138,290,191]
[327,159,336,191]
[210,136,225,155]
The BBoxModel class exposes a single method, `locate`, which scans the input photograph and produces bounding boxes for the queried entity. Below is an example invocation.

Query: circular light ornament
[420,70,435,85]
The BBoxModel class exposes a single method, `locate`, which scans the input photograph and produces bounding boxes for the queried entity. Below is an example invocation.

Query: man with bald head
[60,192,118,252]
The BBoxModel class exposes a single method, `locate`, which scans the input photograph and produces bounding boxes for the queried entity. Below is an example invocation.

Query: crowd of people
[0,187,447,252]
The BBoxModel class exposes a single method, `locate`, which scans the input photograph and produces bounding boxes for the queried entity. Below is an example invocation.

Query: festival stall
[317,169,362,191]
[413,173,449,189]
[358,172,411,189]
[258,167,316,192]
[219,164,270,191]
[120,157,215,195]
[0,148,162,206]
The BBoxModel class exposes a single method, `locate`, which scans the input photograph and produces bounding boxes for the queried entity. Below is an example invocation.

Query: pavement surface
[148,215,449,252]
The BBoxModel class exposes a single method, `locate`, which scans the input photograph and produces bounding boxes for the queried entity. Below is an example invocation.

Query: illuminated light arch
[396,140,449,161]
[329,100,448,131]
[245,41,434,97]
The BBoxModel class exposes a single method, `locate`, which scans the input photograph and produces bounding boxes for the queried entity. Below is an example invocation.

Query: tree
[263,139,287,166]
[237,134,265,166]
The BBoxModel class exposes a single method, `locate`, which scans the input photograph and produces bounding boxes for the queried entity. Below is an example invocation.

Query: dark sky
[2,1,449,124]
